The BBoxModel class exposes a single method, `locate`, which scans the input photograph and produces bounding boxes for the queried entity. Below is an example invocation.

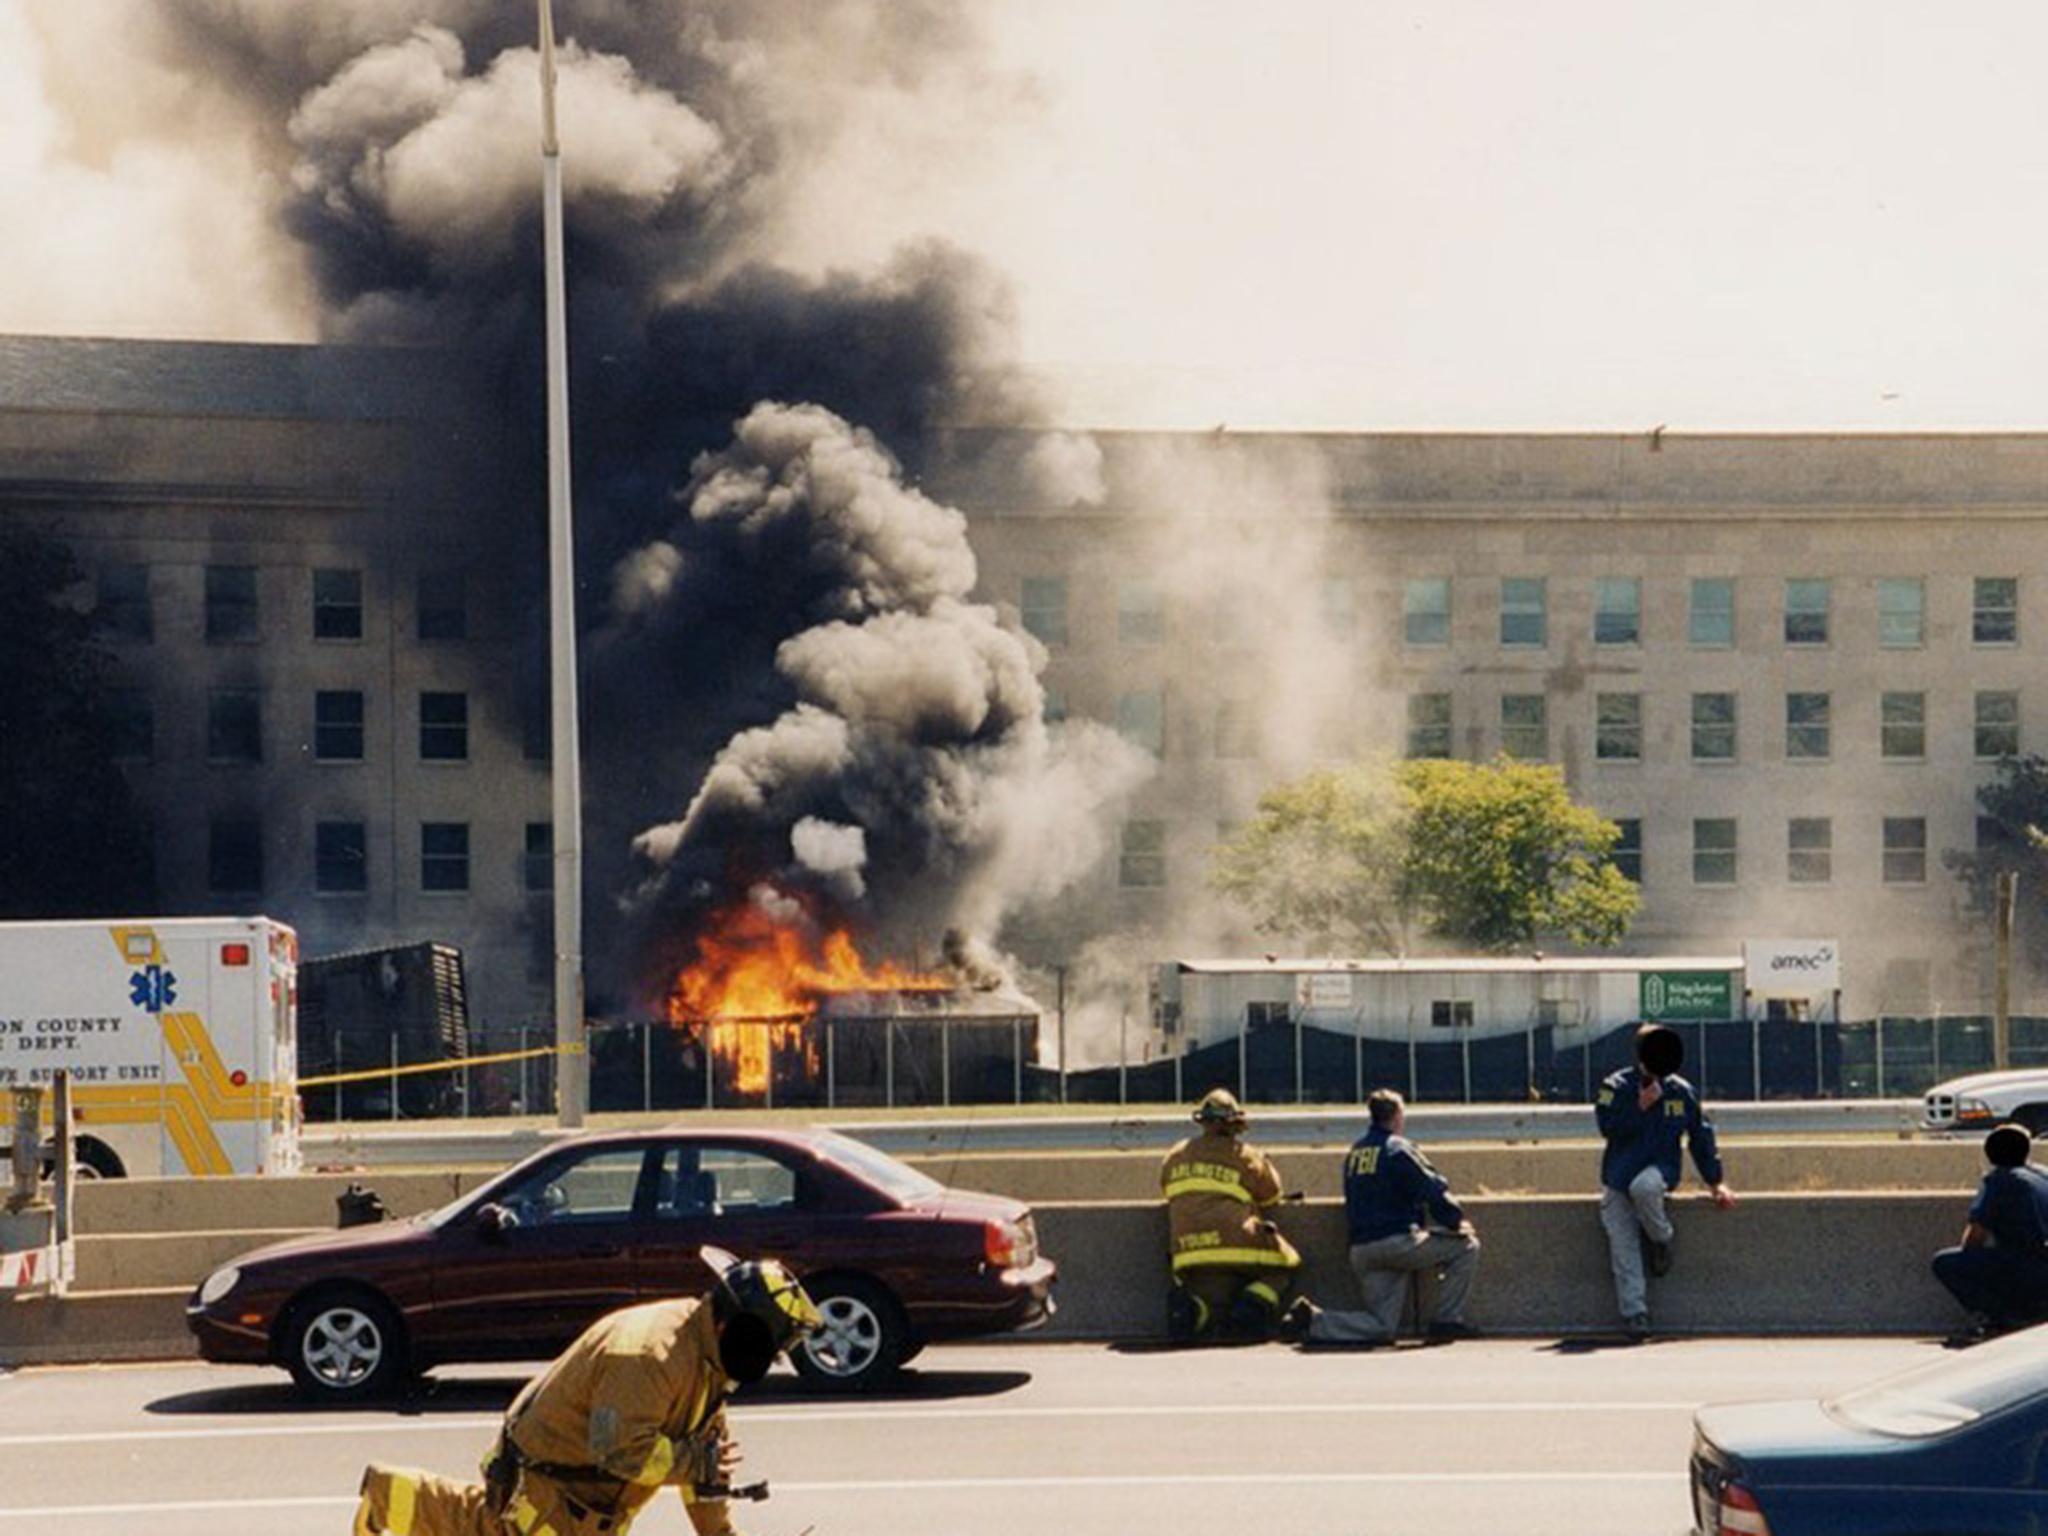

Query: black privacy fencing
[297,1015,2048,1120]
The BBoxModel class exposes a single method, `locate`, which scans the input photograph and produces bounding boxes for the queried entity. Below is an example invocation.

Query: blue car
[1691,1325,2048,1534]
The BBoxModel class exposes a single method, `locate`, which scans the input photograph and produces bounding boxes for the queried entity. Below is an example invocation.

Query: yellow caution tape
[297,1044,562,1090]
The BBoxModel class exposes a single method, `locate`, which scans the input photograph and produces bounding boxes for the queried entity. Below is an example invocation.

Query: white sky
[9,0,2048,429]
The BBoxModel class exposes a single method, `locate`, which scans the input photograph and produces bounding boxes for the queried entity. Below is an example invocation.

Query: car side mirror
[476,1202,519,1240]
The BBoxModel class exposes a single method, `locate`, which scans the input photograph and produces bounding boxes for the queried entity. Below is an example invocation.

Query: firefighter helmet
[1193,1087,1248,1130]
[701,1246,823,1352]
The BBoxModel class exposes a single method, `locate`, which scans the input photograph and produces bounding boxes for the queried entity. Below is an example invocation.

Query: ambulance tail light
[1715,1484,1772,1536]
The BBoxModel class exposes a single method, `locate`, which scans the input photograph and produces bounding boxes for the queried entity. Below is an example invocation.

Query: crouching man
[1933,1122,2048,1343]
[1161,1088,1303,1340]
[1288,1089,1481,1347]
[352,1248,820,1536]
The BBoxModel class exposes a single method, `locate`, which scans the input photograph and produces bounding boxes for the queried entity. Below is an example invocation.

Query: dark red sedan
[186,1126,1055,1400]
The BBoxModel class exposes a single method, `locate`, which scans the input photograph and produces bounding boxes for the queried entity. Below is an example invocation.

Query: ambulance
[0,917,301,1178]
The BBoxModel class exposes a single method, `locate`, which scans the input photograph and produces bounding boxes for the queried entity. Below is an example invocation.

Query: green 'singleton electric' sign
[1639,971,1734,1022]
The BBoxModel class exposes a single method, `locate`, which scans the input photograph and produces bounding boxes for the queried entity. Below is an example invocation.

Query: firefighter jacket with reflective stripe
[1595,1068,1724,1193]
[1342,1126,1465,1245]
[1971,1163,2048,1255]
[501,1297,736,1536]
[1160,1128,1300,1273]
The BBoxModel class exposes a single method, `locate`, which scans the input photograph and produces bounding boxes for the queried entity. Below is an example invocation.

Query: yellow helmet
[1193,1087,1247,1130]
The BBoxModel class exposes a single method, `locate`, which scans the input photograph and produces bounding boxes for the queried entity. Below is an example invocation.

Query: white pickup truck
[1922,1069,2048,1135]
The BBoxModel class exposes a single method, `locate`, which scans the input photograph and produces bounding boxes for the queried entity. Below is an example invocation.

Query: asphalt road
[0,1338,1933,1536]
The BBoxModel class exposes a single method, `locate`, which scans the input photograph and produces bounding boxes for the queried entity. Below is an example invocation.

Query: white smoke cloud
[1021,430,1105,507]
[288,25,728,270]
[611,539,684,617]
[791,816,868,900]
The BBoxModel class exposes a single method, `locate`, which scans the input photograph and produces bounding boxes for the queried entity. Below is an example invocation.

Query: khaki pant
[1306,1228,1481,1344]
[354,1465,623,1536]
[1599,1165,1673,1320]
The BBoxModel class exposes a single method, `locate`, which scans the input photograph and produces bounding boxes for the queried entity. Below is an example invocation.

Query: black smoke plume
[152,1,1144,1002]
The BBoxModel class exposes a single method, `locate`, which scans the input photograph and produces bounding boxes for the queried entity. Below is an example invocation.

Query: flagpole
[539,0,586,1127]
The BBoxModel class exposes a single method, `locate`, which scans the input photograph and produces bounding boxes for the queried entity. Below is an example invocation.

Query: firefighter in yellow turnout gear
[352,1251,821,1536]
[1160,1088,1302,1340]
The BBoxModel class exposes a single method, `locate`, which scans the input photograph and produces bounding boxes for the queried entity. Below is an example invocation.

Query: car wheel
[792,1275,904,1391]
[285,1290,408,1402]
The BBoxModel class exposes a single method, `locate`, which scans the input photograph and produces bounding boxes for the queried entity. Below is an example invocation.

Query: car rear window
[813,1130,945,1203]
[1826,1327,2048,1437]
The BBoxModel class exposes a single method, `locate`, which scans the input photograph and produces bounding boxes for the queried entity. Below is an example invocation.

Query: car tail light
[1716,1484,1772,1536]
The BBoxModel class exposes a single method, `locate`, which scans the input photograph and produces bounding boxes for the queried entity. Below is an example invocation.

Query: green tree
[1397,757,1638,950]
[1945,753,2048,969]
[1212,755,1638,954]
[0,523,157,917]
[1210,761,1411,953]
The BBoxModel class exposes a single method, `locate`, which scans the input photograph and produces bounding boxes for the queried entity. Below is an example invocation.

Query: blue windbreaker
[1343,1124,1465,1244]
[1970,1163,2048,1255]
[1594,1067,1723,1193]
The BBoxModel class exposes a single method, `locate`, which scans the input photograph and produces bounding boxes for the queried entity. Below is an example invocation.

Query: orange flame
[662,898,948,1095]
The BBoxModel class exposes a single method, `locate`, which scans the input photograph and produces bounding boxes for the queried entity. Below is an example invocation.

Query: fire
[662,896,948,1096]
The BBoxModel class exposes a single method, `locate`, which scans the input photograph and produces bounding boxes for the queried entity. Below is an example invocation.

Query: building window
[1214,698,1257,759]
[1595,693,1642,761]
[1041,687,1067,724]
[205,564,258,642]
[1786,691,1831,759]
[1788,817,1832,884]
[1976,690,2021,759]
[525,823,552,893]
[313,568,363,640]
[1691,692,1737,762]
[1877,578,1925,649]
[1883,817,1928,885]
[206,688,262,763]
[1501,694,1548,759]
[1880,691,1925,760]
[421,822,470,893]
[1593,578,1641,646]
[1246,1000,1292,1029]
[1693,818,1737,886]
[1321,577,1356,637]
[1974,577,2019,645]
[1404,579,1451,647]
[1610,818,1642,883]
[106,687,153,762]
[418,569,468,642]
[1430,999,1475,1029]
[1784,578,1830,646]
[420,691,469,761]
[1500,577,1546,648]
[314,690,365,762]
[1117,580,1165,645]
[96,563,152,641]
[207,819,263,894]
[1407,693,1452,759]
[315,821,368,894]
[1120,820,1166,888]
[1021,577,1068,646]
[1689,577,1735,648]
[1115,689,1165,756]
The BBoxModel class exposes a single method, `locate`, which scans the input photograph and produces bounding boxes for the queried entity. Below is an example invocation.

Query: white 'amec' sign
[1744,938,1841,996]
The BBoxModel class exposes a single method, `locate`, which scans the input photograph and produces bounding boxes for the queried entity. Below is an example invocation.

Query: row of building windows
[1084,684,2028,764]
[108,689,486,765]
[1405,690,2024,764]
[95,563,470,644]
[1017,573,2025,652]
[203,819,554,896]
[1115,814,1959,891]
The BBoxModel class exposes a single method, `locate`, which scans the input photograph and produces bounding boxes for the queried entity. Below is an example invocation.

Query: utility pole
[1055,965,1067,1105]
[539,0,586,1127]
[1995,870,2018,1072]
